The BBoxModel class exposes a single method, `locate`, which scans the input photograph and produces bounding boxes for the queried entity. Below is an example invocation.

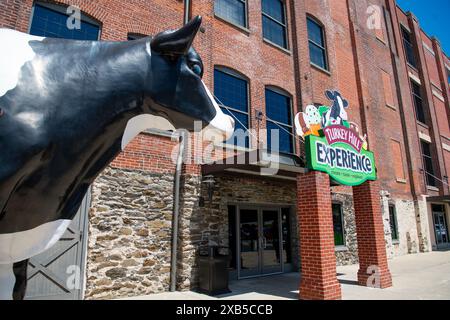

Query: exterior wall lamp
[202,175,216,203]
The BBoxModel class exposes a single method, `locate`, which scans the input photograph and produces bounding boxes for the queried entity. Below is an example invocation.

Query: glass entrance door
[239,209,260,278]
[432,204,449,249]
[261,210,282,274]
[237,207,285,279]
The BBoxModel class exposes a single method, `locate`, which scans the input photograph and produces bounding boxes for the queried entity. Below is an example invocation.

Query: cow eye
[191,64,203,77]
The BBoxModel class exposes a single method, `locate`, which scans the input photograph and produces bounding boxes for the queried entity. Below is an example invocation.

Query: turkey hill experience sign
[295,90,377,186]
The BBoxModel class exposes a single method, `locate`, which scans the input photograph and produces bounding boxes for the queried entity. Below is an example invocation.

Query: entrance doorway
[432,204,450,250]
[231,206,292,279]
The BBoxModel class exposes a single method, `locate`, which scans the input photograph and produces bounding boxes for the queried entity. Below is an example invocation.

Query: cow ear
[325,90,335,100]
[151,16,202,55]
[343,99,349,108]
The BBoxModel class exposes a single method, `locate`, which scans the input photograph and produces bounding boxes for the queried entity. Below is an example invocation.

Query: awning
[201,149,308,181]
[427,196,450,203]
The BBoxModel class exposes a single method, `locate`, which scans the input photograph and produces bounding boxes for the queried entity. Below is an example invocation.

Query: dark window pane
[389,206,399,241]
[332,204,345,246]
[215,0,246,27]
[307,18,327,70]
[265,89,291,124]
[262,0,284,23]
[402,28,417,68]
[265,89,293,154]
[309,42,327,69]
[411,81,426,123]
[307,18,324,46]
[228,205,237,269]
[30,4,99,40]
[421,141,437,187]
[214,69,248,113]
[262,15,286,48]
[267,122,293,154]
[221,108,249,148]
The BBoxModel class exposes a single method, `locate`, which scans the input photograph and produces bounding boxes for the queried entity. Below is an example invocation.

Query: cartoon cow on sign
[321,90,349,127]
[0,16,234,300]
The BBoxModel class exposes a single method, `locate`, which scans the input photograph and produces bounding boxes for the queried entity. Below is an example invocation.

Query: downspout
[170,131,186,292]
[170,0,190,293]
[184,0,191,24]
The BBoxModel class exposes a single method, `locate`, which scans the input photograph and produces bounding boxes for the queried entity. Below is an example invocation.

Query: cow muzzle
[201,81,236,142]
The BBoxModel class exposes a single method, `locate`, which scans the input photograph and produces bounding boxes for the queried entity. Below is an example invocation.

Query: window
[421,140,437,187]
[332,203,345,247]
[411,80,426,124]
[389,205,399,241]
[215,0,247,28]
[30,3,100,40]
[401,27,417,68]
[265,88,294,154]
[262,0,288,49]
[214,68,250,148]
[307,17,328,70]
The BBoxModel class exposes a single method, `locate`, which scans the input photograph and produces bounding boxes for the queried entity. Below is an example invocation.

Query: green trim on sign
[305,135,377,186]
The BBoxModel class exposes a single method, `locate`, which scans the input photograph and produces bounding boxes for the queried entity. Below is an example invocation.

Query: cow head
[134,16,234,144]
[325,90,349,123]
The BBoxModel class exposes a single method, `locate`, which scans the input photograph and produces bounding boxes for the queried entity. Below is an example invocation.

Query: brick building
[1,0,449,300]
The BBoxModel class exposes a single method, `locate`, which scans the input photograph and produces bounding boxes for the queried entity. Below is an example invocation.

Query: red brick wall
[1,0,449,195]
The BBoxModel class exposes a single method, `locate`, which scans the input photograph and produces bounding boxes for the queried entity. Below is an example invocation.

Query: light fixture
[202,175,216,202]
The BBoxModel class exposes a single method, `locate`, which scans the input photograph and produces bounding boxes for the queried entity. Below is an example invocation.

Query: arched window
[29,2,100,40]
[262,0,288,49]
[265,87,294,154]
[307,17,328,70]
[214,67,250,148]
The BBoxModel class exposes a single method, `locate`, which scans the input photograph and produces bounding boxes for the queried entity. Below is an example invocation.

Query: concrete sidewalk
[122,251,450,300]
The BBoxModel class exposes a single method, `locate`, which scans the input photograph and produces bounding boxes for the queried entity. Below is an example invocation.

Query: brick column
[297,171,341,300]
[353,181,393,288]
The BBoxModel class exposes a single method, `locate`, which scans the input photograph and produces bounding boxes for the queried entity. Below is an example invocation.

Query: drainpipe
[170,0,190,293]
[170,131,186,292]
[184,0,191,25]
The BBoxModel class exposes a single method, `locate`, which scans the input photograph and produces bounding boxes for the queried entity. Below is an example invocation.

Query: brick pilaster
[353,180,392,288]
[297,171,341,300]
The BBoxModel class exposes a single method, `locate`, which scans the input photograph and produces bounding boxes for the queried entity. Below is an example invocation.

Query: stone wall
[85,167,175,299]
[379,191,424,257]
[391,198,419,256]
[84,166,426,300]
[331,192,359,266]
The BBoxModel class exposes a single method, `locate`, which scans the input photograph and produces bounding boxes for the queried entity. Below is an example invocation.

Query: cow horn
[151,16,202,55]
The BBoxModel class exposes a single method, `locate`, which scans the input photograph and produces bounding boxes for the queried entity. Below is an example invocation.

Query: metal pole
[184,0,191,25]
[170,0,190,293]
[170,131,185,292]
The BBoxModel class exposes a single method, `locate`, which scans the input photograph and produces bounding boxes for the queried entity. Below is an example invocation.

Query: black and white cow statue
[321,90,349,127]
[0,16,234,300]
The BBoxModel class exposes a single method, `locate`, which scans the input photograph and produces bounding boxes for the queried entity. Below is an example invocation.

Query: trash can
[198,246,231,296]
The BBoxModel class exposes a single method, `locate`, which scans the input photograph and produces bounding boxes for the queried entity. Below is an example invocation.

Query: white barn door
[24,191,91,300]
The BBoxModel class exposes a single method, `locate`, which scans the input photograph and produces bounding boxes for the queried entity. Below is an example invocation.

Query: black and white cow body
[0,17,234,299]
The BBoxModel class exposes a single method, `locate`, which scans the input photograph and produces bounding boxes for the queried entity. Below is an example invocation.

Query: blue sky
[396,0,450,55]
